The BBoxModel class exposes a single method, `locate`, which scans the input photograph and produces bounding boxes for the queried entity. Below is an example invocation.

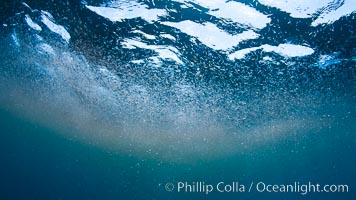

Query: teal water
[0,104,354,199]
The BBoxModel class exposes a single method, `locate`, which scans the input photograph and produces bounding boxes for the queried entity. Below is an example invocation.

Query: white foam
[264,44,315,57]
[131,59,145,64]
[122,38,183,64]
[312,0,356,26]
[41,11,70,43]
[229,44,314,60]
[174,0,271,29]
[259,0,323,18]
[85,1,167,23]
[132,30,156,40]
[228,47,260,60]
[161,34,176,41]
[25,15,42,31]
[263,56,273,61]
[259,0,356,26]
[162,20,259,50]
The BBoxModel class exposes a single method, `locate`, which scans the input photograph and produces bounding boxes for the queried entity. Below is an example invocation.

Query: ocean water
[1,0,355,199]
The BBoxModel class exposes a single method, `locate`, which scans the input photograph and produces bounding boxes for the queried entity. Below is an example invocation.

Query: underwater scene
[0,0,355,199]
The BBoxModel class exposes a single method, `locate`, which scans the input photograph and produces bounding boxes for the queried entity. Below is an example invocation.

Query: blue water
[1,0,356,199]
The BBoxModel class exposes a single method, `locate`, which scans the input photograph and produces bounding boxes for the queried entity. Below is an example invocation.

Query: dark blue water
[1,0,355,199]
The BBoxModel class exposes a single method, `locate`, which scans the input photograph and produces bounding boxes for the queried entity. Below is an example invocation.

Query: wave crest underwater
[1,0,355,162]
